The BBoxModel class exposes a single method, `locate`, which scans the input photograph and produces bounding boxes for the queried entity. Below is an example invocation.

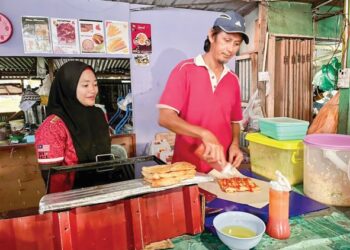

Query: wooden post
[250,52,258,96]
[338,0,350,134]
[266,35,275,117]
[257,1,268,117]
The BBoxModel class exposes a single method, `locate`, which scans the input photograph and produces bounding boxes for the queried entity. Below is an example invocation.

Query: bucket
[304,134,350,206]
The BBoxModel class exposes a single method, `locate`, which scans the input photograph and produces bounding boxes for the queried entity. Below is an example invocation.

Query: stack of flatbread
[142,162,196,188]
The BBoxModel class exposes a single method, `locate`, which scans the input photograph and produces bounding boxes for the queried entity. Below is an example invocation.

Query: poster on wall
[79,20,105,53]
[105,21,129,55]
[131,23,152,54]
[133,54,150,66]
[21,16,52,53]
[50,18,79,54]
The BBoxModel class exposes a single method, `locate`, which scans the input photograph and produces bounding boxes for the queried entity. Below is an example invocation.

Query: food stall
[1,0,350,249]
[0,156,212,250]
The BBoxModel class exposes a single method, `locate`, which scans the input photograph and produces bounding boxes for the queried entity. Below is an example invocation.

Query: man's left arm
[228,122,243,167]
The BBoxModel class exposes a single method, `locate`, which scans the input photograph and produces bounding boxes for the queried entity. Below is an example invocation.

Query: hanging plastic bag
[241,90,264,132]
[36,74,52,105]
[312,57,341,92]
[308,92,339,134]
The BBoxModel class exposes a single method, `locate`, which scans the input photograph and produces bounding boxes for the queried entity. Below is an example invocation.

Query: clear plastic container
[259,117,309,140]
[246,133,304,185]
[304,134,350,206]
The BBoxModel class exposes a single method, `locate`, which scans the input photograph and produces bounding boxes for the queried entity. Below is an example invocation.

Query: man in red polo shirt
[158,11,249,173]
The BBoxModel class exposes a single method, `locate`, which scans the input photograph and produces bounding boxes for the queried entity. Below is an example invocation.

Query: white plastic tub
[304,134,350,206]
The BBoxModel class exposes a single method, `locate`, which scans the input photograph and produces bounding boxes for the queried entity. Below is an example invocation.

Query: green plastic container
[258,117,309,140]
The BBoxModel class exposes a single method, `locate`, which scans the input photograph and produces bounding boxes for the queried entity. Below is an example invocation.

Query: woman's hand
[228,144,243,167]
[200,130,226,166]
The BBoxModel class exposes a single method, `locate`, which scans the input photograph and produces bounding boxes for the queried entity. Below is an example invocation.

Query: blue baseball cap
[214,11,249,44]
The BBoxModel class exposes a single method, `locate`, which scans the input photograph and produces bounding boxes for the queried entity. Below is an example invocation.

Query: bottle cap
[270,170,291,191]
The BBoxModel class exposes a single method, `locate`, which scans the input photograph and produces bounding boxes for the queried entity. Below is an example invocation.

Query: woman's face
[76,69,98,107]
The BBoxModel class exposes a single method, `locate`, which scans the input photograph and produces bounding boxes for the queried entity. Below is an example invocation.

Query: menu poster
[51,18,79,54]
[21,16,52,53]
[79,20,105,54]
[131,23,152,54]
[105,21,130,55]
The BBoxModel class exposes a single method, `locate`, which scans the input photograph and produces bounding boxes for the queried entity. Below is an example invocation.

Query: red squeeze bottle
[194,144,225,172]
[266,188,291,239]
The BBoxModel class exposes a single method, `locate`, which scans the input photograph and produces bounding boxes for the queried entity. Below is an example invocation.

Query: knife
[205,207,223,215]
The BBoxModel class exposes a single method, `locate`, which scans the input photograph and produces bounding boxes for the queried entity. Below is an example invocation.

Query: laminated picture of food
[35,24,49,37]
[134,32,149,46]
[80,23,93,33]
[108,37,126,52]
[92,33,104,45]
[107,24,121,37]
[56,22,75,44]
[82,39,94,52]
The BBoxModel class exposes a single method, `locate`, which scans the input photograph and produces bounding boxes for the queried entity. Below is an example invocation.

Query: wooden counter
[0,133,136,216]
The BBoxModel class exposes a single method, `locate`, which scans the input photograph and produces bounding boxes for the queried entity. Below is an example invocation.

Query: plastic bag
[312,57,341,91]
[241,90,264,132]
[37,74,52,96]
[148,139,173,164]
[117,93,132,111]
[308,92,339,134]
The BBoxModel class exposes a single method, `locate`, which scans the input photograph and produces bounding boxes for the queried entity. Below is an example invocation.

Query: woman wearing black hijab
[35,61,110,193]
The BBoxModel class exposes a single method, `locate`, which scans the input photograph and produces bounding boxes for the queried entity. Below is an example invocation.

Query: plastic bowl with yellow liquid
[213,211,266,250]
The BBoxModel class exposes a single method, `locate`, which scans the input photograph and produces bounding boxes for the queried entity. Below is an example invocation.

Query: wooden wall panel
[271,37,313,121]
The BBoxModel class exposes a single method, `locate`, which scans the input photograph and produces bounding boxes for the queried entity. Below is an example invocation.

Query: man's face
[209,31,243,64]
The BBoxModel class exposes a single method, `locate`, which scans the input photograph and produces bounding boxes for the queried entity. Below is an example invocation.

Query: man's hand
[200,130,226,166]
[158,108,226,167]
[228,144,243,167]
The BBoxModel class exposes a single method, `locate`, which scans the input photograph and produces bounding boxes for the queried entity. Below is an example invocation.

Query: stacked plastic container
[246,117,309,185]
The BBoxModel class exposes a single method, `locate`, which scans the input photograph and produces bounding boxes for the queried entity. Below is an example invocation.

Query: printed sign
[105,21,129,54]
[131,23,152,54]
[51,18,79,54]
[22,16,52,53]
[79,20,105,53]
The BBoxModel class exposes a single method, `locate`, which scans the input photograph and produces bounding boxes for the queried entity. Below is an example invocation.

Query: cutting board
[204,169,328,234]
[198,169,270,208]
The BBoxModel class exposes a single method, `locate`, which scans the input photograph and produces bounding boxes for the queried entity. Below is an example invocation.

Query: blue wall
[0,0,130,58]
[130,7,222,154]
[1,0,237,155]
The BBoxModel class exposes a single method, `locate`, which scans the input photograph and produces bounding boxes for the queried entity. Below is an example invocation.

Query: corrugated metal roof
[0,57,37,77]
[0,57,130,79]
[108,0,343,15]
[117,0,257,15]
[52,58,130,75]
